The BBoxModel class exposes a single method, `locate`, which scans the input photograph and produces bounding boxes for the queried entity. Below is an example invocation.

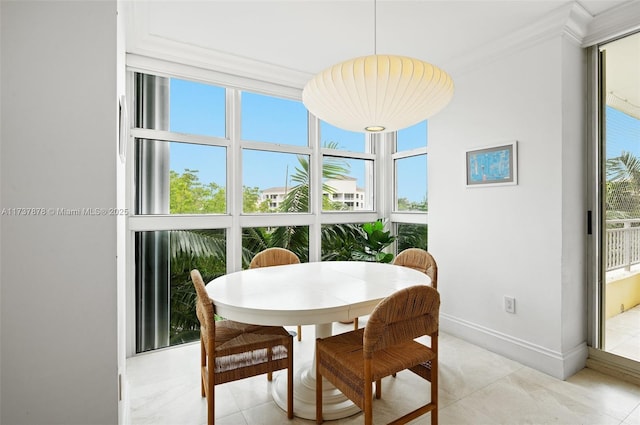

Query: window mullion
[229,88,243,272]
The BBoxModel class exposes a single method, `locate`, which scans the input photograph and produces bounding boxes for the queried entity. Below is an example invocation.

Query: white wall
[0,1,120,424]
[429,33,587,379]
[116,1,129,423]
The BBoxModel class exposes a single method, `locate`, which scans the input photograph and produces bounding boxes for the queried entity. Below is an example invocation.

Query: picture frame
[466,141,518,187]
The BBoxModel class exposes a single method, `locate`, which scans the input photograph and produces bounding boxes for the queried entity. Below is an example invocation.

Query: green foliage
[278,141,351,213]
[606,151,640,219]
[321,223,363,261]
[168,229,226,344]
[170,169,225,214]
[397,197,428,212]
[244,186,270,213]
[397,223,428,252]
[351,219,396,263]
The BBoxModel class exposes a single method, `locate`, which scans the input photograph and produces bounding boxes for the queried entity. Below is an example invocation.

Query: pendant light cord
[373,0,377,55]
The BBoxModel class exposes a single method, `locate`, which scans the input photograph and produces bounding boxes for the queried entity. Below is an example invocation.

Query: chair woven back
[249,247,303,341]
[190,269,295,423]
[394,248,438,288]
[363,285,440,357]
[191,270,215,344]
[249,247,300,269]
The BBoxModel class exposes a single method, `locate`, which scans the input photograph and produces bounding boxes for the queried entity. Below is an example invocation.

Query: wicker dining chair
[351,248,437,333]
[316,285,440,425]
[190,269,294,425]
[249,247,303,341]
[393,248,438,288]
[388,248,438,382]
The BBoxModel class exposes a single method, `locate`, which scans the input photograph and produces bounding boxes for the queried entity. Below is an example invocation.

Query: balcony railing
[606,219,640,271]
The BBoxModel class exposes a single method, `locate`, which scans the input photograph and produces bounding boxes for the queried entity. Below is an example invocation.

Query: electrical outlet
[504,296,516,314]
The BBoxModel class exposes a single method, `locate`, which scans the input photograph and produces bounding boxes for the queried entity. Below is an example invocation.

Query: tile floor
[128,321,640,425]
[606,305,640,363]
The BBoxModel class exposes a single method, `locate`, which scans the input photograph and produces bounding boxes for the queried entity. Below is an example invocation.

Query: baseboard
[440,313,588,380]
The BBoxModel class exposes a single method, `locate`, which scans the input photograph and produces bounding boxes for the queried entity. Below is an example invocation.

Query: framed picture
[466,141,518,187]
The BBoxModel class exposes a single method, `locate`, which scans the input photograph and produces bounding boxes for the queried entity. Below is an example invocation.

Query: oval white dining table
[205,260,431,420]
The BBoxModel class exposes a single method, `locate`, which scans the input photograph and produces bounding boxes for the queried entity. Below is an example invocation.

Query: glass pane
[396,223,428,252]
[396,155,427,212]
[320,121,366,152]
[170,78,226,138]
[241,92,308,146]
[397,120,427,151]
[137,140,226,215]
[135,229,226,352]
[322,157,373,211]
[601,31,640,364]
[242,226,309,267]
[321,221,394,262]
[321,223,366,261]
[243,149,310,213]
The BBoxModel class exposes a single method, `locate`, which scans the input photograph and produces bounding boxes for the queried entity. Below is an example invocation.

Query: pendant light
[302,1,454,133]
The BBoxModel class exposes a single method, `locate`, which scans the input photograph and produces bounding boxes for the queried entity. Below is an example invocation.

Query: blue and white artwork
[466,143,516,186]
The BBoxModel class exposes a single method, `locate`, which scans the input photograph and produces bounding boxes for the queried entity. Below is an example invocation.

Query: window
[136,140,227,215]
[322,156,374,211]
[242,226,309,268]
[392,121,429,251]
[133,74,230,352]
[241,92,308,146]
[129,69,430,354]
[130,71,381,353]
[135,229,226,352]
[243,149,310,213]
[396,155,427,212]
[170,78,226,137]
[320,121,366,152]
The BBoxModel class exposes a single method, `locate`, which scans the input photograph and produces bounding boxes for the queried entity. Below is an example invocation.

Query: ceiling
[124,0,639,113]
[603,32,640,119]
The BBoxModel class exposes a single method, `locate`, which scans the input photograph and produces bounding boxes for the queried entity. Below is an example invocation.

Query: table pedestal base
[272,322,361,420]
[272,360,361,420]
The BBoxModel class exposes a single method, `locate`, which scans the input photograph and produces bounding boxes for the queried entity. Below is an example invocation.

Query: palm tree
[606,151,640,219]
[169,229,226,344]
[269,141,351,260]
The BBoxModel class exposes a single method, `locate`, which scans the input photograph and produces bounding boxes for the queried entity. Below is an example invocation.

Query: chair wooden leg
[267,346,273,381]
[200,336,206,397]
[297,325,302,342]
[316,344,323,424]
[353,317,359,330]
[375,379,382,399]
[364,360,373,425]
[207,384,214,425]
[287,338,294,419]
[206,351,215,425]
[431,336,439,425]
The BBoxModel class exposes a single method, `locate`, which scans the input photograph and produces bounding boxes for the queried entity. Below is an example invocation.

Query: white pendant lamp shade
[302,54,454,133]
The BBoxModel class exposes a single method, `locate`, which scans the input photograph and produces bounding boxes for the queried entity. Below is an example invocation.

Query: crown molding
[444,2,592,77]
[125,1,312,92]
[124,1,639,91]
[582,0,640,47]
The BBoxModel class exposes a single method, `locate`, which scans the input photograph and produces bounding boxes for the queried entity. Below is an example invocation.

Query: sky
[165,78,640,203]
[606,106,640,160]
[167,78,428,203]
